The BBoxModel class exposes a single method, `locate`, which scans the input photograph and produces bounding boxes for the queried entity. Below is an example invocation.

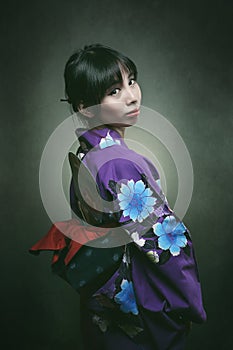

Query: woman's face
[99,68,142,127]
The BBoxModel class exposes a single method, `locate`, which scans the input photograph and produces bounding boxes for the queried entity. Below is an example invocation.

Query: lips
[126,108,140,117]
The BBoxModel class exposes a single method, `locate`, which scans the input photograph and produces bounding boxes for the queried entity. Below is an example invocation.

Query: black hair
[64,43,138,112]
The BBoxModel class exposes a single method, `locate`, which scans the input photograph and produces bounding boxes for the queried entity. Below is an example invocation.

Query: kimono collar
[75,126,123,151]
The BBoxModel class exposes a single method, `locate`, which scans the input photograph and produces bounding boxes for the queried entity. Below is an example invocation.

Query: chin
[112,121,137,128]
[125,117,138,126]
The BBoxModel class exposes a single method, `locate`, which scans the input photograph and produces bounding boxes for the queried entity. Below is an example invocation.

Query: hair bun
[83,43,102,51]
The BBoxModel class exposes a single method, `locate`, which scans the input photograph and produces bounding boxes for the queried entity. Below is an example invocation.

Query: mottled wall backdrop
[1,0,232,349]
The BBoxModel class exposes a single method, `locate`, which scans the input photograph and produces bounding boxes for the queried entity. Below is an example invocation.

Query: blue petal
[118,281,139,315]
[107,140,115,146]
[120,183,131,197]
[131,194,141,207]
[127,180,135,193]
[120,303,130,313]
[123,207,131,217]
[174,235,187,247]
[114,291,127,303]
[118,193,129,202]
[99,140,108,149]
[137,215,144,223]
[99,136,115,149]
[129,206,139,221]
[143,188,153,197]
[163,216,177,234]
[142,196,156,206]
[119,200,130,210]
[170,244,181,256]
[147,205,155,214]
[158,234,172,250]
[121,301,139,315]
[173,222,187,235]
[121,279,130,290]
[153,222,165,237]
[134,180,146,194]
[139,207,150,220]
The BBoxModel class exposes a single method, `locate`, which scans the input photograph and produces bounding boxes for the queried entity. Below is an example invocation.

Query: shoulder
[81,142,162,198]
[83,142,145,176]
[89,148,147,201]
[97,157,143,183]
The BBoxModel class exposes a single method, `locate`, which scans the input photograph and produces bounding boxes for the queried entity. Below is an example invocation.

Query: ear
[78,103,95,119]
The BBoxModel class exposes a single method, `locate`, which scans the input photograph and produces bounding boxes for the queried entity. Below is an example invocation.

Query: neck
[89,122,126,139]
[110,126,125,138]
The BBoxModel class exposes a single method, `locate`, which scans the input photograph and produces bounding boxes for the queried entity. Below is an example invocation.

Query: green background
[1,0,232,349]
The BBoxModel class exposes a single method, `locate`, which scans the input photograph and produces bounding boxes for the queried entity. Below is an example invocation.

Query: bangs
[80,49,138,106]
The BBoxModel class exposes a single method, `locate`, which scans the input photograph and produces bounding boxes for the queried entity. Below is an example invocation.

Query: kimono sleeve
[95,157,162,229]
[96,158,142,198]
[95,157,207,325]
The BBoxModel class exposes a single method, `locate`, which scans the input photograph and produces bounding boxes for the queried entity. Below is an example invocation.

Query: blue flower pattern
[153,215,187,256]
[117,179,157,222]
[114,279,139,315]
[99,131,121,149]
[96,131,190,326]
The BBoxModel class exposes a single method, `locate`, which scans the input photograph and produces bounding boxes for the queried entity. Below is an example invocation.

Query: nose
[125,85,138,105]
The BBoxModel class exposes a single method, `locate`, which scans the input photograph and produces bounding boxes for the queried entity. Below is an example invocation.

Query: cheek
[101,102,124,115]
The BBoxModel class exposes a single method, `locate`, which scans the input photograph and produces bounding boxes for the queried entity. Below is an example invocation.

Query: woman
[30,44,206,349]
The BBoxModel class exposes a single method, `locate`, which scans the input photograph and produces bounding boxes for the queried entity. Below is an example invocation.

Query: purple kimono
[69,126,207,350]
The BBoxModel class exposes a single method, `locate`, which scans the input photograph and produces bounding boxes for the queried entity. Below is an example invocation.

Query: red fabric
[29,218,110,265]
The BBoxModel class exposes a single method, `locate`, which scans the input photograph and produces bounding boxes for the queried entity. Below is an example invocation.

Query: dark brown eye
[109,88,120,96]
[129,78,136,86]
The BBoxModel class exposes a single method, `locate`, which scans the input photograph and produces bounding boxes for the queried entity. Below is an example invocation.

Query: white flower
[146,250,159,263]
[131,232,145,247]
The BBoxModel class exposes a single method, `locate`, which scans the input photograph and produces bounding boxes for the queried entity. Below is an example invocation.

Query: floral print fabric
[117,179,157,222]
[73,127,207,347]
